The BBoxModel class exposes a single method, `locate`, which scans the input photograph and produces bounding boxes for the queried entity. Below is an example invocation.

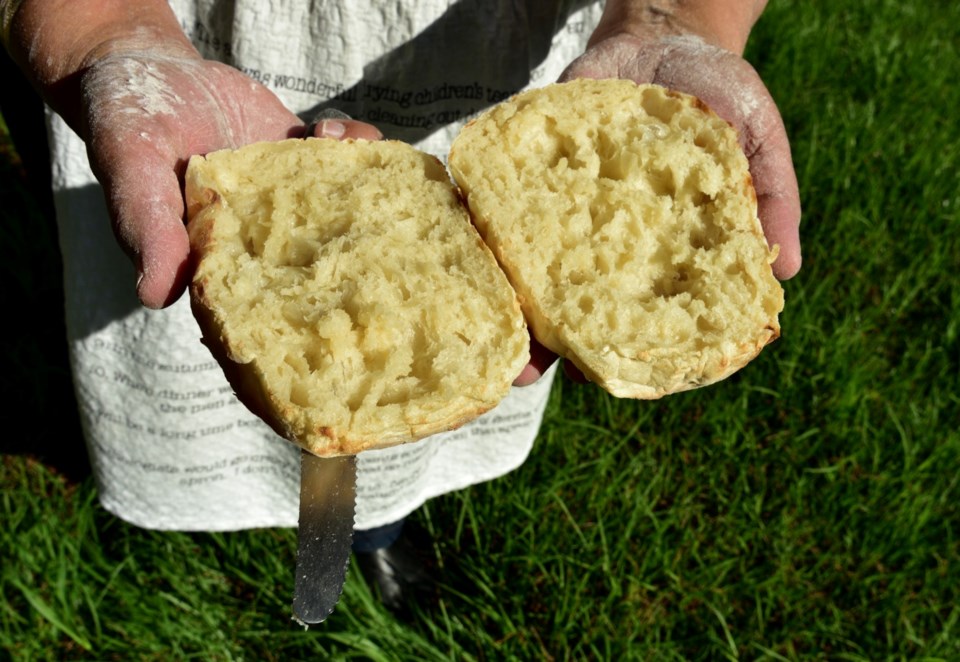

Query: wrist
[4,0,198,125]
[589,0,768,55]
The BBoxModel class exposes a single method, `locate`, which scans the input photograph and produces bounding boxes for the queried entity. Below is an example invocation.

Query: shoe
[354,523,438,615]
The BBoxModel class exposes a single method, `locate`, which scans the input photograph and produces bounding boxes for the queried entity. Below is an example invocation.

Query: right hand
[78,52,381,308]
[561,33,801,281]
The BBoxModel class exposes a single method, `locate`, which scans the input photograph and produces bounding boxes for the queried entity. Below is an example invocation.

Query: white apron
[49,0,602,530]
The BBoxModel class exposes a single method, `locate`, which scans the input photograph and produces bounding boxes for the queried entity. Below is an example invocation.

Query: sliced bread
[448,79,784,398]
[186,138,530,456]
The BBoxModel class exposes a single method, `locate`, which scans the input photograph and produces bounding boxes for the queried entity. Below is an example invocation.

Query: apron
[49,0,601,530]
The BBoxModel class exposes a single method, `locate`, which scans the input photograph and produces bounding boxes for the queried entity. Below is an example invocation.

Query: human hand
[78,52,381,308]
[560,31,802,281]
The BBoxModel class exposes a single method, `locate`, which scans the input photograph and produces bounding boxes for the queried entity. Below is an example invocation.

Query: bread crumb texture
[449,79,784,398]
[186,139,529,455]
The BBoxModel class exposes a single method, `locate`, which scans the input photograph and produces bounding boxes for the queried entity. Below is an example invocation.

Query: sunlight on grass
[2,0,959,659]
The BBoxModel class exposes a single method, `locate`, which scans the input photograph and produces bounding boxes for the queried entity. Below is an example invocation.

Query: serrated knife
[292,451,357,624]
[292,107,360,626]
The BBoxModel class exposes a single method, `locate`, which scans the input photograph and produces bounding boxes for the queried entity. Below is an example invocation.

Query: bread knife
[292,108,360,625]
[292,451,357,624]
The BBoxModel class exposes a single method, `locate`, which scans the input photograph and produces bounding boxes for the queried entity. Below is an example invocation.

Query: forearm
[589,0,769,54]
[2,0,198,130]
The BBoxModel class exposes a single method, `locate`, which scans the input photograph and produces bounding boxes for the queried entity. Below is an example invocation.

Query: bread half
[186,138,529,456]
[449,79,783,398]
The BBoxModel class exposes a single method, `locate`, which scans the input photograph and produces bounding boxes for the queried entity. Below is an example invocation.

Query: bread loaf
[449,79,783,398]
[186,138,529,456]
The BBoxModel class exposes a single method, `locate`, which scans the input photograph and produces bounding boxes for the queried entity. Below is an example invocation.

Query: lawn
[2,0,959,659]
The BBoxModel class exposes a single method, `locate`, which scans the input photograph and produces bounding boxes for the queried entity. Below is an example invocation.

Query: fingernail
[320,120,346,139]
[135,268,157,308]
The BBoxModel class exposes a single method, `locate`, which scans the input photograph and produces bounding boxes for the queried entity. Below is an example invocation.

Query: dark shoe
[354,523,438,615]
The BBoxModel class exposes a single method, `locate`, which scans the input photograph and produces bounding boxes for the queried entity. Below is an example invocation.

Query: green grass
[2,0,959,659]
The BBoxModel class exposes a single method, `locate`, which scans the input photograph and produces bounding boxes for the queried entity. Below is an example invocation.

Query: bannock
[449,79,784,398]
[186,138,529,456]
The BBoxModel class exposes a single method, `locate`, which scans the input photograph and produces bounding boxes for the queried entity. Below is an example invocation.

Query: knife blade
[292,450,357,625]
[292,106,361,626]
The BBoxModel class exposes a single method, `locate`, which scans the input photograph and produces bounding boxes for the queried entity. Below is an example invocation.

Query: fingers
[99,147,192,309]
[512,340,590,386]
[559,35,654,82]
[134,221,192,309]
[690,60,802,279]
[513,336,558,386]
[589,36,803,280]
[306,119,383,141]
[98,118,384,310]
[645,43,803,280]
[743,111,802,279]
[513,363,544,387]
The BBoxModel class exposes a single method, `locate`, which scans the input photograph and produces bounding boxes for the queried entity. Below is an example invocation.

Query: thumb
[745,113,803,280]
[101,149,191,309]
[649,46,803,279]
